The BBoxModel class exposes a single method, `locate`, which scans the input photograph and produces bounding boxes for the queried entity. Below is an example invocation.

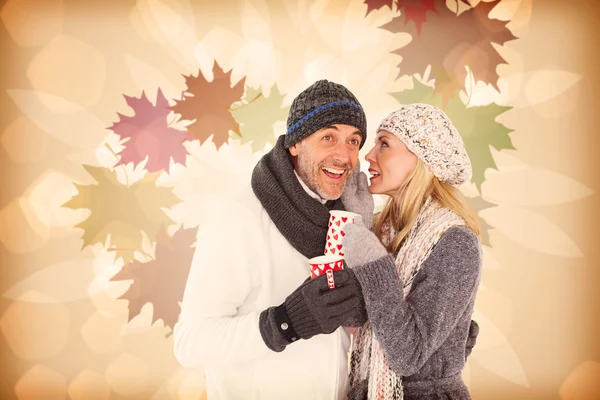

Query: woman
[341,103,482,400]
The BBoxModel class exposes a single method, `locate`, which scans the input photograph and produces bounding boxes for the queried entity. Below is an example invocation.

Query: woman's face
[365,130,418,196]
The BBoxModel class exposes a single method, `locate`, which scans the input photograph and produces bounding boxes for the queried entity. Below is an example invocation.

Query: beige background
[1,0,600,399]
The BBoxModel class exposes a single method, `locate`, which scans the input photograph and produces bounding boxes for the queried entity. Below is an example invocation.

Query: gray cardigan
[350,226,482,400]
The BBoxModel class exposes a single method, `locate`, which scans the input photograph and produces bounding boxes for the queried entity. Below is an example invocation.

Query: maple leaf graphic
[110,225,197,331]
[62,165,180,263]
[383,0,517,102]
[395,0,438,36]
[391,78,514,189]
[171,61,246,148]
[230,84,290,152]
[363,0,395,16]
[110,89,191,173]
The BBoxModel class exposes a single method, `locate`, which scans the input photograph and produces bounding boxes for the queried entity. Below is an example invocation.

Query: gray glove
[465,319,479,359]
[342,219,388,269]
[259,270,367,352]
[341,169,374,229]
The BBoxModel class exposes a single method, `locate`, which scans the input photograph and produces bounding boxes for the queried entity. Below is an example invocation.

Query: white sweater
[173,184,351,400]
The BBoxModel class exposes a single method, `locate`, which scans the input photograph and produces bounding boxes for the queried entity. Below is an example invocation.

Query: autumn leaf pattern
[110,89,190,173]
[395,0,438,36]
[383,0,517,101]
[363,0,395,16]
[110,225,198,330]
[230,84,289,152]
[10,1,599,399]
[62,165,180,263]
[171,61,246,148]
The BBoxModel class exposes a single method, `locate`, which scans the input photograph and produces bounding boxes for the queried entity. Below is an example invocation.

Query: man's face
[289,124,362,200]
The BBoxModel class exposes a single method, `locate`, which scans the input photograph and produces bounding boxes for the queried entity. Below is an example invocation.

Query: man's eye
[322,135,332,141]
[349,139,360,146]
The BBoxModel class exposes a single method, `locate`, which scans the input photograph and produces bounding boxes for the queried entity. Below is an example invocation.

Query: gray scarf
[251,135,345,259]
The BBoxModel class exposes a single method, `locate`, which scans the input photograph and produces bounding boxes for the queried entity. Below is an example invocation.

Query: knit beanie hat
[377,103,472,186]
[284,80,367,149]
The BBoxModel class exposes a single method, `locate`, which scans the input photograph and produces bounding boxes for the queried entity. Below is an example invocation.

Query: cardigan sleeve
[352,226,482,376]
[173,202,272,369]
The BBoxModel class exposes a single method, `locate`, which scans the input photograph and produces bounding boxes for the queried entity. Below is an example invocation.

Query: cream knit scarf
[348,197,466,400]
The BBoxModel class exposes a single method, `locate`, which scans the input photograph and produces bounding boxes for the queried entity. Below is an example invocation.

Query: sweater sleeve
[173,202,272,369]
[353,226,482,376]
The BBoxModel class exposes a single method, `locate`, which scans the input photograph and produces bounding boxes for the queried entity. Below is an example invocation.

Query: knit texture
[284,79,367,149]
[259,269,368,352]
[377,104,471,186]
[348,198,482,400]
[251,135,345,259]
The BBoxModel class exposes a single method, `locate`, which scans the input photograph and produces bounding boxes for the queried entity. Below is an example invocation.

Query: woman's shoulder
[432,225,482,268]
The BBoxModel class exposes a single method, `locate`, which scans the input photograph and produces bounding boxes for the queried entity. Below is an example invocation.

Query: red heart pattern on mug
[325,211,359,261]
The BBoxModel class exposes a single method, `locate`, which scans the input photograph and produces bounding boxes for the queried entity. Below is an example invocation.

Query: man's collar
[293,170,328,205]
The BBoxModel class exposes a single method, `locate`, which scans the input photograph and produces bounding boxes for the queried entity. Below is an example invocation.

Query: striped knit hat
[377,103,472,186]
[284,80,367,149]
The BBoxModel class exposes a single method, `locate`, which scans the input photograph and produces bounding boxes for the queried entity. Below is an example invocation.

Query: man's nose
[331,141,351,163]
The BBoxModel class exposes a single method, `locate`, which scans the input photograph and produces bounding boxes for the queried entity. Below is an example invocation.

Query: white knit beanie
[377,103,472,186]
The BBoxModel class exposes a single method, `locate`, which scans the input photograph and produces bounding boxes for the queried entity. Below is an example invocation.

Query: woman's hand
[341,169,374,229]
[342,218,388,269]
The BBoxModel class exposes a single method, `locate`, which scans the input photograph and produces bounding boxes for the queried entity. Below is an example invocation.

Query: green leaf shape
[230,84,289,152]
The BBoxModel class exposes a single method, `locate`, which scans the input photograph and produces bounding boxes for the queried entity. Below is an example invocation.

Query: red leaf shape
[383,0,517,103]
[396,0,438,37]
[110,89,190,172]
[171,61,246,148]
[110,225,198,330]
[363,0,394,16]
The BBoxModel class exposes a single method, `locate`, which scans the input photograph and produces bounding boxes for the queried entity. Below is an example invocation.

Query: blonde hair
[373,159,481,254]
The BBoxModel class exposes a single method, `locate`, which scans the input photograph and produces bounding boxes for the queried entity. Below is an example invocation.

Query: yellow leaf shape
[482,166,594,206]
[6,89,109,150]
[62,165,180,263]
[479,206,583,257]
[3,259,95,303]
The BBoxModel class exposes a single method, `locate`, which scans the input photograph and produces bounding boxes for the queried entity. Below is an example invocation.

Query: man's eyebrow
[321,125,339,131]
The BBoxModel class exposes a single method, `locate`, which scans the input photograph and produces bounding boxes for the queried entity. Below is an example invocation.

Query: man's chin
[317,183,346,201]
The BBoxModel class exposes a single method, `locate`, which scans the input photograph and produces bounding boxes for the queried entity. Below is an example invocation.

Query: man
[173,80,370,400]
